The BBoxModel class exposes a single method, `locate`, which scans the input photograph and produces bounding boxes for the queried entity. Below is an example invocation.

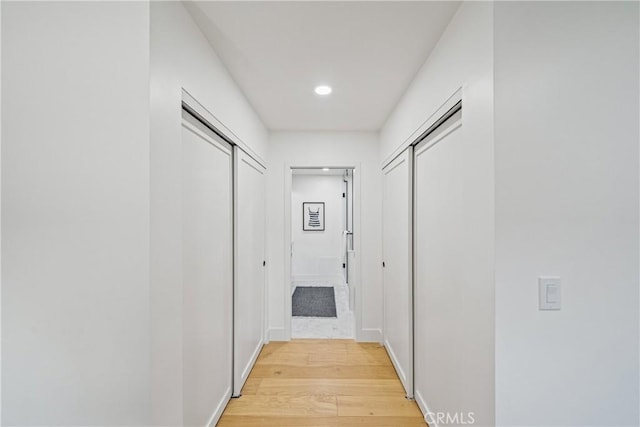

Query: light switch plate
[539,277,561,310]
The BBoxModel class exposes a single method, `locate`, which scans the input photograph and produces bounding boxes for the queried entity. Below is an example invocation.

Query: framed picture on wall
[303,202,325,231]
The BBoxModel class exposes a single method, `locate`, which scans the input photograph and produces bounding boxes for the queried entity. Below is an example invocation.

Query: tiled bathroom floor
[291,282,354,339]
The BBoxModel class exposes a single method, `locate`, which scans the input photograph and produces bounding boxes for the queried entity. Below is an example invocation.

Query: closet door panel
[181,111,233,426]
[414,109,492,425]
[234,147,266,396]
[382,148,413,397]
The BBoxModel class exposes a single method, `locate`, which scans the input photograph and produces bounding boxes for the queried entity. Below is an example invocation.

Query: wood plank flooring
[218,339,427,427]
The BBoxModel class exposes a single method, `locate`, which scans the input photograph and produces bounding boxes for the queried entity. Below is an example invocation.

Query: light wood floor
[218,339,427,427]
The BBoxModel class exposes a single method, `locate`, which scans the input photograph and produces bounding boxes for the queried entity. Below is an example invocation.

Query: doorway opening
[289,167,355,338]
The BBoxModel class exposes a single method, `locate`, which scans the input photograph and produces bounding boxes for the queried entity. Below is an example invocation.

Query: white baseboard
[234,342,263,397]
[357,328,383,343]
[268,328,289,341]
[414,389,435,427]
[242,342,263,381]
[206,387,231,427]
[384,339,412,398]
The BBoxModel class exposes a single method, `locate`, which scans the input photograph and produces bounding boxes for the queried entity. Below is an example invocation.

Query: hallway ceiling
[184,1,461,131]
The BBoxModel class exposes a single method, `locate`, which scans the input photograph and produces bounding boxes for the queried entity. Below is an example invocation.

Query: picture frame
[303,202,325,231]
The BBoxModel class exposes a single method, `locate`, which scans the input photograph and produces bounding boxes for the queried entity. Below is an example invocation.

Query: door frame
[283,162,363,341]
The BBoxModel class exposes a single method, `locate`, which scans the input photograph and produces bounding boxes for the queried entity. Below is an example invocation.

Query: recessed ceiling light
[322,168,330,171]
[314,85,332,96]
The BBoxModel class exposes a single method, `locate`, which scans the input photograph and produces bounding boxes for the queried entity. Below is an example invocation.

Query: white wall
[267,132,381,341]
[379,2,495,424]
[1,1,4,422]
[381,2,484,162]
[292,174,345,284]
[2,2,150,425]
[150,2,268,424]
[494,2,639,426]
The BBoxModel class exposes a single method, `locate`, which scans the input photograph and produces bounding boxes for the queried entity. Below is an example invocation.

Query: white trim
[382,152,408,176]
[384,338,411,398]
[382,87,462,168]
[357,328,383,343]
[182,88,266,168]
[181,112,233,156]
[415,389,438,427]
[284,166,293,340]
[205,387,231,427]
[268,328,289,342]
[284,162,363,341]
[0,1,4,420]
[239,341,263,391]
[413,120,463,158]
[239,155,264,175]
[352,167,363,341]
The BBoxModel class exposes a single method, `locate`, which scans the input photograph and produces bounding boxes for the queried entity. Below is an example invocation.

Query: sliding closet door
[181,110,233,426]
[382,148,413,398]
[414,108,493,422]
[234,147,266,396]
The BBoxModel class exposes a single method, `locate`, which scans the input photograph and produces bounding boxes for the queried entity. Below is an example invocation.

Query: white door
[181,110,233,426]
[382,147,413,398]
[233,147,266,396]
[415,109,481,417]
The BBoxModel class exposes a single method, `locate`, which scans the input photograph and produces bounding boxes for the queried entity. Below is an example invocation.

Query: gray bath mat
[292,286,337,318]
